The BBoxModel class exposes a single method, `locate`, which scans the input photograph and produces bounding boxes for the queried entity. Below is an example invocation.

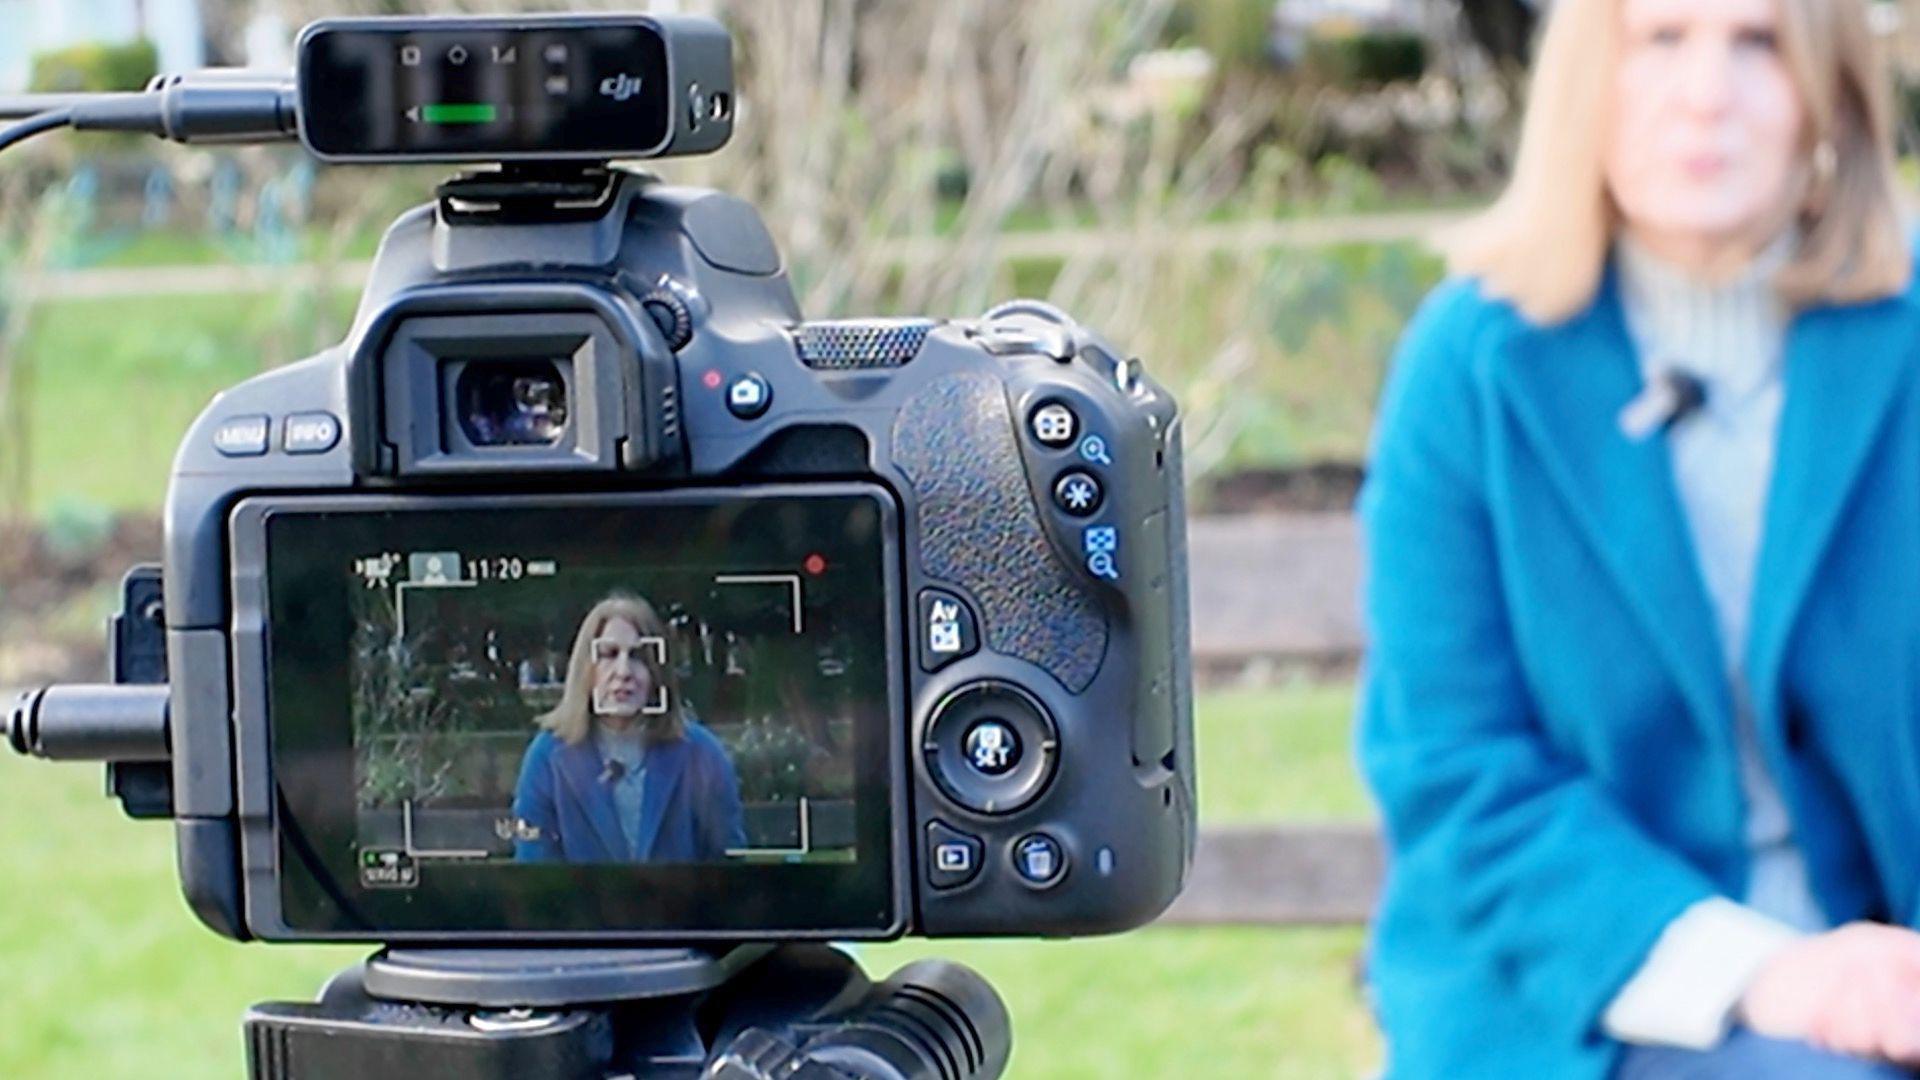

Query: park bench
[1159,823,1383,926]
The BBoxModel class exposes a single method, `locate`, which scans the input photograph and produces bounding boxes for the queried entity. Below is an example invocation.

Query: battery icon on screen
[414,102,499,124]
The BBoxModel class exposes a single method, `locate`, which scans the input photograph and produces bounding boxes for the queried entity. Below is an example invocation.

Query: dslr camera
[6,13,1194,950]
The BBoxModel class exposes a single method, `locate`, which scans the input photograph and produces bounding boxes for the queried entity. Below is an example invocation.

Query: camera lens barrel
[2,684,169,762]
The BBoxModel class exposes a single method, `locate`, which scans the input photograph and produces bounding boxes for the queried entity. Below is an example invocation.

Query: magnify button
[1088,551,1120,581]
[1079,434,1113,467]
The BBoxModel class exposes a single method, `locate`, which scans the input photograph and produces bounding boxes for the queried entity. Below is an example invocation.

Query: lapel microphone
[1618,368,1708,442]
[600,759,627,784]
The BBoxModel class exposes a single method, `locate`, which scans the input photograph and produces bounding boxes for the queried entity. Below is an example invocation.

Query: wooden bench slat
[1156,823,1383,926]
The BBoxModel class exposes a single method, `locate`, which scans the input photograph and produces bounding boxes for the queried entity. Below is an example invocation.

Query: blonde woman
[1357,0,1920,1075]
[511,594,745,863]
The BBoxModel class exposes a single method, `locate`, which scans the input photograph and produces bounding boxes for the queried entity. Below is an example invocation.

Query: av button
[1053,471,1104,517]
[919,589,980,673]
[927,820,984,890]
[1013,833,1067,888]
[283,411,341,454]
[213,415,270,457]
[726,373,772,419]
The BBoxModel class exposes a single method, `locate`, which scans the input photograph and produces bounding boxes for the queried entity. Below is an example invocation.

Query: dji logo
[599,73,644,102]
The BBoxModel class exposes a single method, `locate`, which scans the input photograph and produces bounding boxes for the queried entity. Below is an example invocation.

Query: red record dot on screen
[804,554,828,576]
[701,370,724,390]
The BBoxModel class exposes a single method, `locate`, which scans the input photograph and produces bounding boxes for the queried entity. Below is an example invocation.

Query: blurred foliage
[1193,240,1443,473]
[27,39,159,93]
[38,496,117,562]
[1302,30,1428,88]
[1458,0,1540,67]
[1898,81,1920,158]
[1164,0,1276,73]
[0,0,1521,516]
[722,716,851,804]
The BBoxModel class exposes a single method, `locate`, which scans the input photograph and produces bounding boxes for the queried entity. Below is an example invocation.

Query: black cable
[0,80,297,154]
[0,109,74,155]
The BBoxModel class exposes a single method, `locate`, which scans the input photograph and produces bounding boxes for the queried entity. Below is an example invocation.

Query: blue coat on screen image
[510,721,747,863]
[1358,242,1920,1078]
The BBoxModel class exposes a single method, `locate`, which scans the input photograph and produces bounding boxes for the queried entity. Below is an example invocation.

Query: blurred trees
[27,40,161,93]
[3,0,1516,486]
[1458,0,1540,67]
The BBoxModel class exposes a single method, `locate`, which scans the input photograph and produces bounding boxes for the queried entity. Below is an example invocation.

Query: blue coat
[1357,249,1920,1078]
[511,720,747,863]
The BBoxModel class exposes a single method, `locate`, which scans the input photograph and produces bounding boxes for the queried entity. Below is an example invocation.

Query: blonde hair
[1442,0,1911,325]
[537,593,686,746]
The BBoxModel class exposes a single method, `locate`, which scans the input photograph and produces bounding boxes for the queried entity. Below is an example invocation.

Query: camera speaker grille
[794,318,937,370]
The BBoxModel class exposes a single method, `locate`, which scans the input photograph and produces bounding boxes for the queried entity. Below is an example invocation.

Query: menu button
[213,415,270,457]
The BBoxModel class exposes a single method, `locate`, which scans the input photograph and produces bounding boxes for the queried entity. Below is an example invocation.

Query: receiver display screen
[298,21,673,159]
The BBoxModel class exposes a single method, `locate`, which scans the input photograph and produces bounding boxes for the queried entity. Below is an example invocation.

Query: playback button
[927,820,984,890]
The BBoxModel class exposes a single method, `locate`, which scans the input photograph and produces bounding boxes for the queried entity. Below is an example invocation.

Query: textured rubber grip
[892,372,1106,692]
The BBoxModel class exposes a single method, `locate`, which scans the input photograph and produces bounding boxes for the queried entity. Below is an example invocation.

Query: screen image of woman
[510,593,747,862]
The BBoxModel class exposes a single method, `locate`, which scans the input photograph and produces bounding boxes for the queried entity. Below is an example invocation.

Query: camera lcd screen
[258,489,902,936]
[297,20,673,160]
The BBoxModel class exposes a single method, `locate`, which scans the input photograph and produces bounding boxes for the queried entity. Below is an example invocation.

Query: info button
[283,412,342,455]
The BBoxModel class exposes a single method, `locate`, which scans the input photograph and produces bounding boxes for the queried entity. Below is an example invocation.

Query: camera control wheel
[922,681,1058,815]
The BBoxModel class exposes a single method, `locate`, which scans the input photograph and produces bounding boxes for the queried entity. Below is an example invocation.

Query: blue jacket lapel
[635,736,688,860]
[554,737,630,859]
[1747,293,1920,715]
[1489,265,1734,740]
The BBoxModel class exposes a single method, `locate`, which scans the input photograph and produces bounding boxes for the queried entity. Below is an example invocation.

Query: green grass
[1198,683,1376,822]
[0,685,1380,1079]
[8,290,359,517]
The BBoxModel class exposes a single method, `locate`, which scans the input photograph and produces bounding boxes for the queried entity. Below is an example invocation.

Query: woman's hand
[1739,922,1920,1064]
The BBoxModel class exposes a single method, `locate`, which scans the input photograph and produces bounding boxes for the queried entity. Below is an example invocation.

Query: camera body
[160,167,1195,943]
